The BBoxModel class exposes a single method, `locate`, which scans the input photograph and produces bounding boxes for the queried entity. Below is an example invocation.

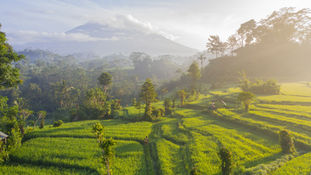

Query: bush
[279,130,296,154]
[190,167,200,175]
[240,75,280,95]
[219,147,233,175]
[249,80,280,95]
[53,120,64,127]
[237,91,255,112]
[0,141,8,164]
[152,107,164,118]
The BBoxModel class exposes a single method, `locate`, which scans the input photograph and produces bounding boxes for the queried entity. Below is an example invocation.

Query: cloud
[7,30,120,45]
[125,15,178,40]
[85,14,178,40]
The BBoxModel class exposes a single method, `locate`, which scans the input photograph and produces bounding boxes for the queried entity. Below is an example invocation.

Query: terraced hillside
[1,82,311,175]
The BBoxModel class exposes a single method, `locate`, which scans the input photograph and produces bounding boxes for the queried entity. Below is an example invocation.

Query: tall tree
[18,109,33,135]
[177,90,186,107]
[227,35,238,56]
[35,110,47,128]
[0,24,24,89]
[140,79,157,121]
[255,8,311,44]
[52,80,77,110]
[197,54,207,72]
[98,72,112,93]
[188,61,201,91]
[164,98,172,116]
[39,114,46,129]
[0,25,24,162]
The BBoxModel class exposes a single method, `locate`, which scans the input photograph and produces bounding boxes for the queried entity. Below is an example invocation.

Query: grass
[271,152,311,175]
[1,82,311,174]
[178,109,280,169]
[1,119,152,175]
[156,139,185,175]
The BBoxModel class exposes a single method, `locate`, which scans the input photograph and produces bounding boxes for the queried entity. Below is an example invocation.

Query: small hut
[0,131,8,143]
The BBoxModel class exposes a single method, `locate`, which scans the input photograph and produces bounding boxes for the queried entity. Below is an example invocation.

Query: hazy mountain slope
[12,22,197,56]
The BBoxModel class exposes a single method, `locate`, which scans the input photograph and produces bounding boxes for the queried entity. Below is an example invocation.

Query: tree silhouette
[206,35,227,58]
[227,35,238,56]
[237,19,256,47]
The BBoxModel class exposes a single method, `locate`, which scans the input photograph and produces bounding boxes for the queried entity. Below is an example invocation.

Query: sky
[1,0,311,50]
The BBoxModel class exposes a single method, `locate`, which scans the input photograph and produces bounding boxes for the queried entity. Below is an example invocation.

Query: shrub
[0,141,8,164]
[237,91,255,112]
[279,130,296,154]
[152,107,164,118]
[53,120,64,127]
[190,167,200,175]
[219,147,233,175]
[92,122,104,142]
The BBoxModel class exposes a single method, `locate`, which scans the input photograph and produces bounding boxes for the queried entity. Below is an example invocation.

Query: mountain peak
[11,17,198,56]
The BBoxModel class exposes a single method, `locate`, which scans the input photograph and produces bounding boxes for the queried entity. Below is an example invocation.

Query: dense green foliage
[0,49,188,123]
[0,26,29,164]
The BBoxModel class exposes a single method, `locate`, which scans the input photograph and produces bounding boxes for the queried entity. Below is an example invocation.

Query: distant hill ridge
[203,42,311,82]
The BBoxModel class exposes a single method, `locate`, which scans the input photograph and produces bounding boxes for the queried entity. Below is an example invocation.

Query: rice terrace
[1,1,311,175]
